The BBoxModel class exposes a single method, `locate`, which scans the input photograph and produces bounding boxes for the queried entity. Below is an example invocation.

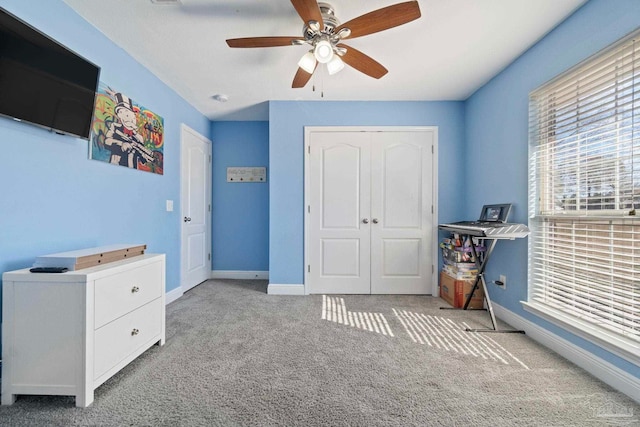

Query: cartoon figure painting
[90,83,164,174]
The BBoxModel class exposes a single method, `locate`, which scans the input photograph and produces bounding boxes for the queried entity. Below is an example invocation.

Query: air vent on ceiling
[150,0,180,4]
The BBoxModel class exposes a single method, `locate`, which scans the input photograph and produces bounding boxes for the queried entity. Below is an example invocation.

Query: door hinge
[209,154,212,163]
[431,205,434,214]
[432,265,434,274]
[431,145,434,154]
[307,205,310,214]
[308,265,310,273]
[208,253,211,261]
[308,146,310,154]
[209,204,211,212]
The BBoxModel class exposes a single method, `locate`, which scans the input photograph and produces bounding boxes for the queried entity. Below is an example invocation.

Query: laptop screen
[478,204,512,223]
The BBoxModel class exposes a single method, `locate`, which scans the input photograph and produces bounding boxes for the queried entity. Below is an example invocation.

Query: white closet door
[306,128,434,295]
[307,131,371,294]
[370,131,433,294]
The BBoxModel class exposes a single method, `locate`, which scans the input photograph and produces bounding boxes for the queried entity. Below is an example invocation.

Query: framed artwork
[89,83,164,174]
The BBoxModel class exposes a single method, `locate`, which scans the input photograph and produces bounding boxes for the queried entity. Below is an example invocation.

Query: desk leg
[441,237,525,333]
[462,239,494,309]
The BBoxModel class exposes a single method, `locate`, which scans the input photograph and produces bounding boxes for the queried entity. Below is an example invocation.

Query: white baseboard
[267,283,305,295]
[165,286,183,305]
[210,270,269,280]
[493,303,640,404]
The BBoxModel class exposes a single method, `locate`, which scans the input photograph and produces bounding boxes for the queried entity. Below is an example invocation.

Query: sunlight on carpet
[394,309,530,369]
[321,295,529,370]
[321,295,394,336]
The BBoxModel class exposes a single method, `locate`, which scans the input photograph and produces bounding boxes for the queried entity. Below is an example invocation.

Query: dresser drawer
[94,261,162,328]
[93,298,163,380]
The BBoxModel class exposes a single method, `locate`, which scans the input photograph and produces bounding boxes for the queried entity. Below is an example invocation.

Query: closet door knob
[184,217,191,222]
[131,328,140,336]
[362,218,369,224]
[372,218,379,224]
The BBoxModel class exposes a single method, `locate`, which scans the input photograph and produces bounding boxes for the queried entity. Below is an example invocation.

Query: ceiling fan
[226,0,421,88]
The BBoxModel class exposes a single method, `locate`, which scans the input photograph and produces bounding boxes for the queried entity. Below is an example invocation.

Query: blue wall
[465,0,640,375]
[210,121,269,271]
[268,101,465,285]
[0,0,209,301]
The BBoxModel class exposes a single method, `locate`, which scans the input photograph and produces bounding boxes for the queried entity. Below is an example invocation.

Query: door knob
[372,218,379,224]
[184,217,191,222]
[362,218,369,224]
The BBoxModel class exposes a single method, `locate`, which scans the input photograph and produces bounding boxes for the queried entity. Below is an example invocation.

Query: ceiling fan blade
[338,44,388,79]
[335,1,421,39]
[226,37,301,48]
[290,0,323,28]
[292,66,316,88]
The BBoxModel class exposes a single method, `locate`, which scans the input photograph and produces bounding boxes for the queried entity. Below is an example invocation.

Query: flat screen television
[0,7,100,139]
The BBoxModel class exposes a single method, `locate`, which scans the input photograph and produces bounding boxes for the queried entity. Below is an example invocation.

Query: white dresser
[1,253,165,407]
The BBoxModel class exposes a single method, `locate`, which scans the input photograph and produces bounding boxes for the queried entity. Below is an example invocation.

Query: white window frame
[524,29,640,366]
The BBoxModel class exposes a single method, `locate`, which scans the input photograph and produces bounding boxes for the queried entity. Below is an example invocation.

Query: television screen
[0,7,100,139]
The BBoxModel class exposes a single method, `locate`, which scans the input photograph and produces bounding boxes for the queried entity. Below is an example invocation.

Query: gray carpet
[1,279,638,426]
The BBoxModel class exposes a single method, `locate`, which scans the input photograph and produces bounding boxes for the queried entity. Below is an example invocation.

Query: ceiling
[62,0,586,121]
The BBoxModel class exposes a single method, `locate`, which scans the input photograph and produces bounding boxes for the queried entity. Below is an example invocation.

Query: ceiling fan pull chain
[312,67,317,92]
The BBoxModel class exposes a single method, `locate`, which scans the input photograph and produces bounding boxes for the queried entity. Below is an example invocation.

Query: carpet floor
[0,279,638,426]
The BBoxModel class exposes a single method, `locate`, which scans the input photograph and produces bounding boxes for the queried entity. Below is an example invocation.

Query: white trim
[210,270,269,280]
[267,283,305,295]
[165,286,183,305]
[521,301,640,367]
[304,127,311,295]
[493,303,640,404]
[303,126,439,296]
[430,128,439,296]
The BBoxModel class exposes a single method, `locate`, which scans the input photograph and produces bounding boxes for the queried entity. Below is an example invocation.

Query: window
[526,30,640,364]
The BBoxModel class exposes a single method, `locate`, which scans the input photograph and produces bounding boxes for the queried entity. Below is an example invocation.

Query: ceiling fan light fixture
[314,39,334,63]
[227,1,422,88]
[298,51,317,74]
[326,55,344,75]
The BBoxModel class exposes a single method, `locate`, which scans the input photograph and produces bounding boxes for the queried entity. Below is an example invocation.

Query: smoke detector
[212,94,229,103]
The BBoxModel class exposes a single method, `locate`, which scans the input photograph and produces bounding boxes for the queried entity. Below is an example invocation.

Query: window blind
[528,30,640,358]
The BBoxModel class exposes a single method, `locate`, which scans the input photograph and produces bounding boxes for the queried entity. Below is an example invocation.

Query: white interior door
[180,125,212,292]
[307,131,371,294]
[306,127,436,295]
[370,131,433,294]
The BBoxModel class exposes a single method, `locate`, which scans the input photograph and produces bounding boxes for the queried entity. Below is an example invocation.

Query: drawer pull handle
[131,286,140,293]
[131,328,140,336]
